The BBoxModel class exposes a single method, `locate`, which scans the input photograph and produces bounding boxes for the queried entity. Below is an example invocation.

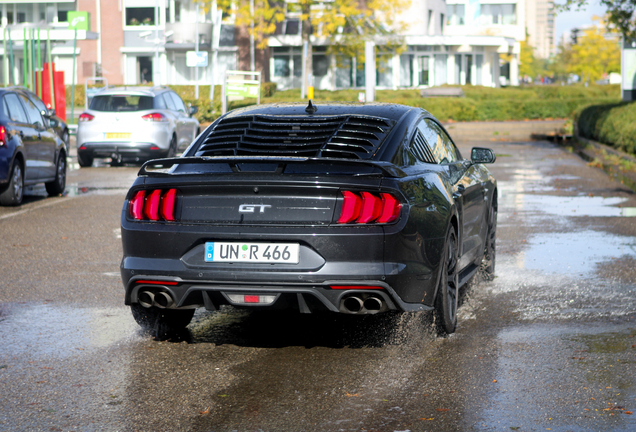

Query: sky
[554,0,607,43]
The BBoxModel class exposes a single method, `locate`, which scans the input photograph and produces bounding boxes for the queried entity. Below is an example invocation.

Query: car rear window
[90,95,155,112]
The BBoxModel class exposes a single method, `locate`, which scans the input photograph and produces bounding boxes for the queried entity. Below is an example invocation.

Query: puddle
[523,230,636,275]
[520,195,636,218]
[65,184,130,197]
[0,304,137,360]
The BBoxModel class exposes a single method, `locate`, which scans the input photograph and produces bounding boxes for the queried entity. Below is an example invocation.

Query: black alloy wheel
[0,160,24,206]
[45,152,67,196]
[434,225,459,335]
[131,304,195,336]
[482,201,497,280]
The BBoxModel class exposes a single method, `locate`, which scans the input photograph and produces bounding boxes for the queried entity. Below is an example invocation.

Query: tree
[566,19,620,83]
[203,0,408,92]
[558,0,636,39]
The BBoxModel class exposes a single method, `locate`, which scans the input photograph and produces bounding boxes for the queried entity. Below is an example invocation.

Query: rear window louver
[195,114,394,160]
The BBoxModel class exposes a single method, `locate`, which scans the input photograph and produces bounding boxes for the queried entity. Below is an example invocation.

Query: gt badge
[239,204,272,213]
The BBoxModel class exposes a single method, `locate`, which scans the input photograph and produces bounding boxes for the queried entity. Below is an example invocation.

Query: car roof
[92,86,170,97]
[223,102,420,123]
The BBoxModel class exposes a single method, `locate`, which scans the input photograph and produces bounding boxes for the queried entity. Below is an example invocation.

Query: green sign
[68,11,90,31]
[226,81,259,98]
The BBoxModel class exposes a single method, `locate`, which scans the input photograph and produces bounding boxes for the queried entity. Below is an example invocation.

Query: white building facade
[269,0,526,90]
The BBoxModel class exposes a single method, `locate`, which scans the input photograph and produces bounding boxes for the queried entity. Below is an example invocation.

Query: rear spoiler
[138,156,407,178]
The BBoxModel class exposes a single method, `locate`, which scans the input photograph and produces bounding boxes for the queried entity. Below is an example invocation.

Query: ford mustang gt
[120,102,497,337]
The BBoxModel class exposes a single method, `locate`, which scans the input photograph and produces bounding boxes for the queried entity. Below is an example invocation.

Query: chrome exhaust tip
[342,296,364,313]
[154,291,174,308]
[363,296,383,312]
[138,291,155,308]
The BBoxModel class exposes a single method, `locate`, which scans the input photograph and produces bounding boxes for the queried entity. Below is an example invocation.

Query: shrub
[576,102,636,155]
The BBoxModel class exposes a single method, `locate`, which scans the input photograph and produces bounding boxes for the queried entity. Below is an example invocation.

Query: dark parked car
[9,87,70,146]
[120,102,497,337]
[0,88,67,206]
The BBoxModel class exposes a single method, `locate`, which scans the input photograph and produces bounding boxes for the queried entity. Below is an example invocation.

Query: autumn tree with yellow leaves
[201,0,408,91]
[566,18,620,83]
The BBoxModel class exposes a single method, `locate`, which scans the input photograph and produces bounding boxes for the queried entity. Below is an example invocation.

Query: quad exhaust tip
[138,290,174,309]
[341,294,385,314]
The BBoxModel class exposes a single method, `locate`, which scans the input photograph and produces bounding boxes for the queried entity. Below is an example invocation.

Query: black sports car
[120,102,497,336]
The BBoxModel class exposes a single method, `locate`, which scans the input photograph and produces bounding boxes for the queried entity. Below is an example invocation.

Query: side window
[419,119,460,164]
[4,94,28,123]
[28,94,47,114]
[163,93,176,111]
[411,129,435,163]
[153,94,167,109]
[19,95,44,129]
[169,92,186,113]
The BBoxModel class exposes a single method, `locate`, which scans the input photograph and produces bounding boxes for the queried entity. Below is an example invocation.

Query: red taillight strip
[135,280,179,286]
[337,191,362,224]
[144,189,162,221]
[377,193,401,224]
[337,191,401,224]
[160,189,177,221]
[130,190,145,220]
[330,285,384,290]
[130,188,178,222]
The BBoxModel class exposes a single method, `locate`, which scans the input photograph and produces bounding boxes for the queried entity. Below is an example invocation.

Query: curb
[572,134,636,193]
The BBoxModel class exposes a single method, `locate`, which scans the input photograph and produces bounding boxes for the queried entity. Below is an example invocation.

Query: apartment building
[526,0,555,58]
[268,0,525,90]
[0,0,240,88]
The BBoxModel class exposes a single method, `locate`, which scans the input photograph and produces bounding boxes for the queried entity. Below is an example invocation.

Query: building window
[126,7,156,27]
[447,4,464,26]
[480,4,516,25]
[273,56,290,77]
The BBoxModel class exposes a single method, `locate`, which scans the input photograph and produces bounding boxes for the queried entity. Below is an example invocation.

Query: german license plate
[105,132,131,139]
[204,242,299,264]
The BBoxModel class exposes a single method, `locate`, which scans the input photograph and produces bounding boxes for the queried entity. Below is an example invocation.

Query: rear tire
[45,152,67,196]
[131,304,195,335]
[434,226,459,336]
[0,160,24,206]
[77,153,93,168]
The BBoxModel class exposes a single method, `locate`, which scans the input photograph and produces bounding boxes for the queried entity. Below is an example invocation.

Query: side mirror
[471,147,496,164]
[188,105,198,116]
[49,109,56,117]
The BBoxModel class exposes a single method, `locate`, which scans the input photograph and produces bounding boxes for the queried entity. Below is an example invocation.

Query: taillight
[336,191,401,224]
[130,189,178,221]
[142,112,168,122]
[79,113,94,122]
[0,125,6,146]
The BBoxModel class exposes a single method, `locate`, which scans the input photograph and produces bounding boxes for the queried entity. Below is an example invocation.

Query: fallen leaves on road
[419,418,435,421]
[199,407,210,415]
[345,392,361,397]
[436,408,449,412]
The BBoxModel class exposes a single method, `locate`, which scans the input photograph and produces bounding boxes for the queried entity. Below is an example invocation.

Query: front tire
[45,152,67,196]
[166,134,177,158]
[482,200,497,280]
[434,225,459,336]
[0,160,24,206]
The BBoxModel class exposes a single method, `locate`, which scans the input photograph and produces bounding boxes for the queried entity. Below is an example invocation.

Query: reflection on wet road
[1,141,635,431]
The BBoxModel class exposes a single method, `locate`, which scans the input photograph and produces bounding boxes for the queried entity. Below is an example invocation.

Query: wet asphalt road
[1,140,635,432]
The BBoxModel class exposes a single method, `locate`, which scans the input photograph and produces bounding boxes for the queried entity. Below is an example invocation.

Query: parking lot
[1,138,635,431]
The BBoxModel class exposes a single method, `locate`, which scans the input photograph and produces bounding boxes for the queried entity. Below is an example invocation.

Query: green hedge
[576,102,636,155]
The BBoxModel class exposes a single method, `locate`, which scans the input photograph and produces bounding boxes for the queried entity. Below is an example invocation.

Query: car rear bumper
[78,142,168,161]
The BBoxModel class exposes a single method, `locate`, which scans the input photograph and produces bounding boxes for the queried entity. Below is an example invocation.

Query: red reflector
[79,113,94,122]
[135,280,179,286]
[150,146,160,150]
[244,295,260,303]
[0,125,6,146]
[130,190,145,220]
[377,193,401,223]
[160,189,177,221]
[79,145,87,150]
[337,191,362,223]
[142,112,168,122]
[357,191,382,224]
[144,189,162,221]
[330,285,384,290]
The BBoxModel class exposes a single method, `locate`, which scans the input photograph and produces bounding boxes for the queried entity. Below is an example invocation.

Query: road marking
[0,197,71,221]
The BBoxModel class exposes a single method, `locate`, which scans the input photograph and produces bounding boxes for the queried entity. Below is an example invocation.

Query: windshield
[90,95,154,112]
